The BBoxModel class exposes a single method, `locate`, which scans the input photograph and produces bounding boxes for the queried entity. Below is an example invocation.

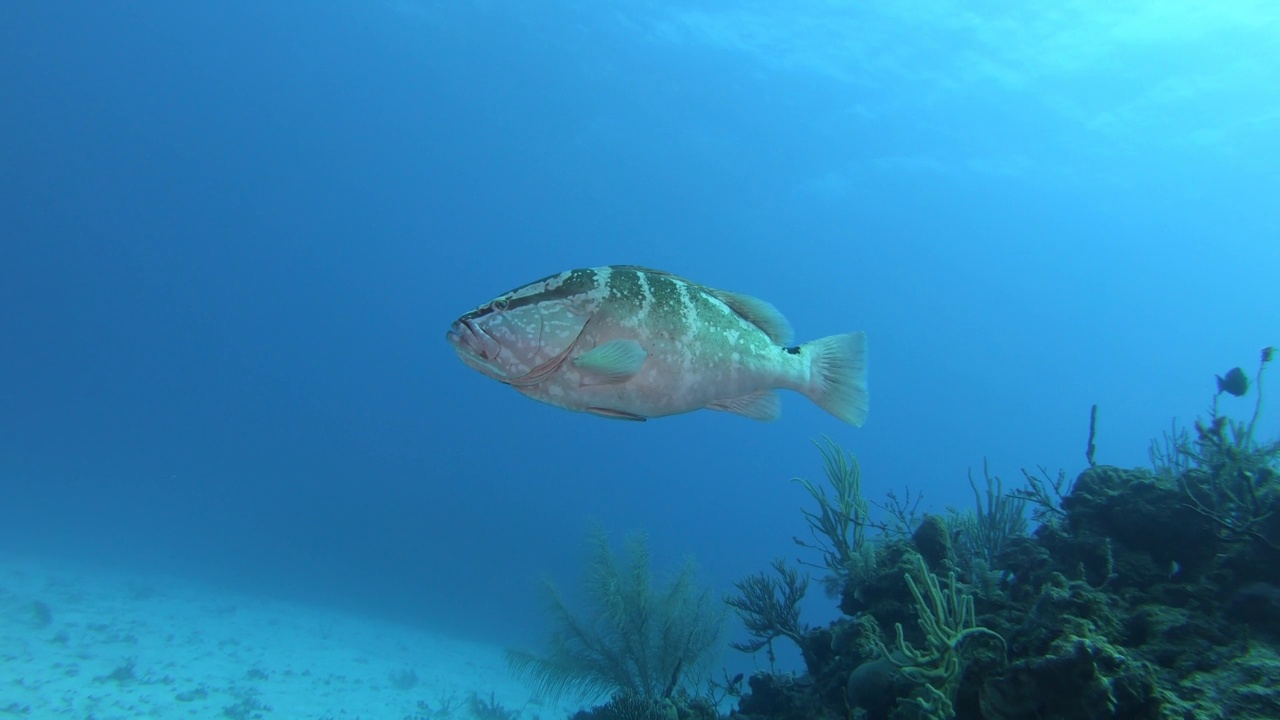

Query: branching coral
[954,459,1029,571]
[792,435,873,596]
[724,558,809,671]
[878,553,1006,719]
[507,526,723,703]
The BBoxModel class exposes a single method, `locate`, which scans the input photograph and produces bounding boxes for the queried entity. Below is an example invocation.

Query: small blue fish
[1216,367,1248,397]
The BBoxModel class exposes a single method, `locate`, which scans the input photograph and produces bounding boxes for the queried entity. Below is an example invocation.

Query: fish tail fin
[801,331,869,426]
[1215,375,1225,395]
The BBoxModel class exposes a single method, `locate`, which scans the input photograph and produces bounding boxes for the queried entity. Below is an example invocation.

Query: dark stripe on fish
[608,267,646,313]
[646,271,686,321]
[459,268,599,321]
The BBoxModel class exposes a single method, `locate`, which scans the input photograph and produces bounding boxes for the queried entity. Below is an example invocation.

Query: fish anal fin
[706,289,794,346]
[573,339,647,383]
[586,407,647,421]
[706,389,782,422]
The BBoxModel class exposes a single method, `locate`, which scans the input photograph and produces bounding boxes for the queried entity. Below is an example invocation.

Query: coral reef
[725,452,1280,719]
[723,348,1280,720]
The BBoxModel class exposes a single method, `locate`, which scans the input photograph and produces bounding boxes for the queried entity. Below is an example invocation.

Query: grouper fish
[445,265,869,425]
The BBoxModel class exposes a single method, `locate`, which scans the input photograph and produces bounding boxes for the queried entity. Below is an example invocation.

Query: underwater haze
[1,0,1278,714]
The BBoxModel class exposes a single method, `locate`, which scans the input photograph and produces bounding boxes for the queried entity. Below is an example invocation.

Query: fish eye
[491,298,509,311]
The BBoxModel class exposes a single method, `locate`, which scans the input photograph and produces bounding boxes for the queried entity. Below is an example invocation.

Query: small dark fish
[1217,367,1249,397]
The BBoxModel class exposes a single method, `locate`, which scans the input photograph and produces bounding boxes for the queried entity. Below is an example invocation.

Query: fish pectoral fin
[586,407,648,421]
[705,390,782,421]
[573,339,647,383]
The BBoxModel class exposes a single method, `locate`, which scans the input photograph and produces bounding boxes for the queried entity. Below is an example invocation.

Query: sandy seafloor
[0,552,576,720]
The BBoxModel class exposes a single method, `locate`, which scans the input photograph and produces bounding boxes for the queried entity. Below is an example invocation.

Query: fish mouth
[446,319,510,379]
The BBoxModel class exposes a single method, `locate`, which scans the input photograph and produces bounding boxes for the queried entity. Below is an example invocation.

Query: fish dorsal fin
[609,266,794,345]
[610,264,673,276]
[706,289,794,346]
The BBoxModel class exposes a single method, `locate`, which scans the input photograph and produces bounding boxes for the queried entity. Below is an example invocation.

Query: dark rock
[911,514,951,569]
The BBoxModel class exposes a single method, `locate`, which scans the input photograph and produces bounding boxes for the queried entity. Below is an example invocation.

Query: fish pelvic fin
[801,331,869,426]
[586,407,647,421]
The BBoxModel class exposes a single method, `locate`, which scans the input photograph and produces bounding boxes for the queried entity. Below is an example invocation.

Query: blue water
[1,0,1276,675]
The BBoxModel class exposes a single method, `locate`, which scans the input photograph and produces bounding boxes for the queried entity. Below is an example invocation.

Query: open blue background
[2,0,1276,669]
